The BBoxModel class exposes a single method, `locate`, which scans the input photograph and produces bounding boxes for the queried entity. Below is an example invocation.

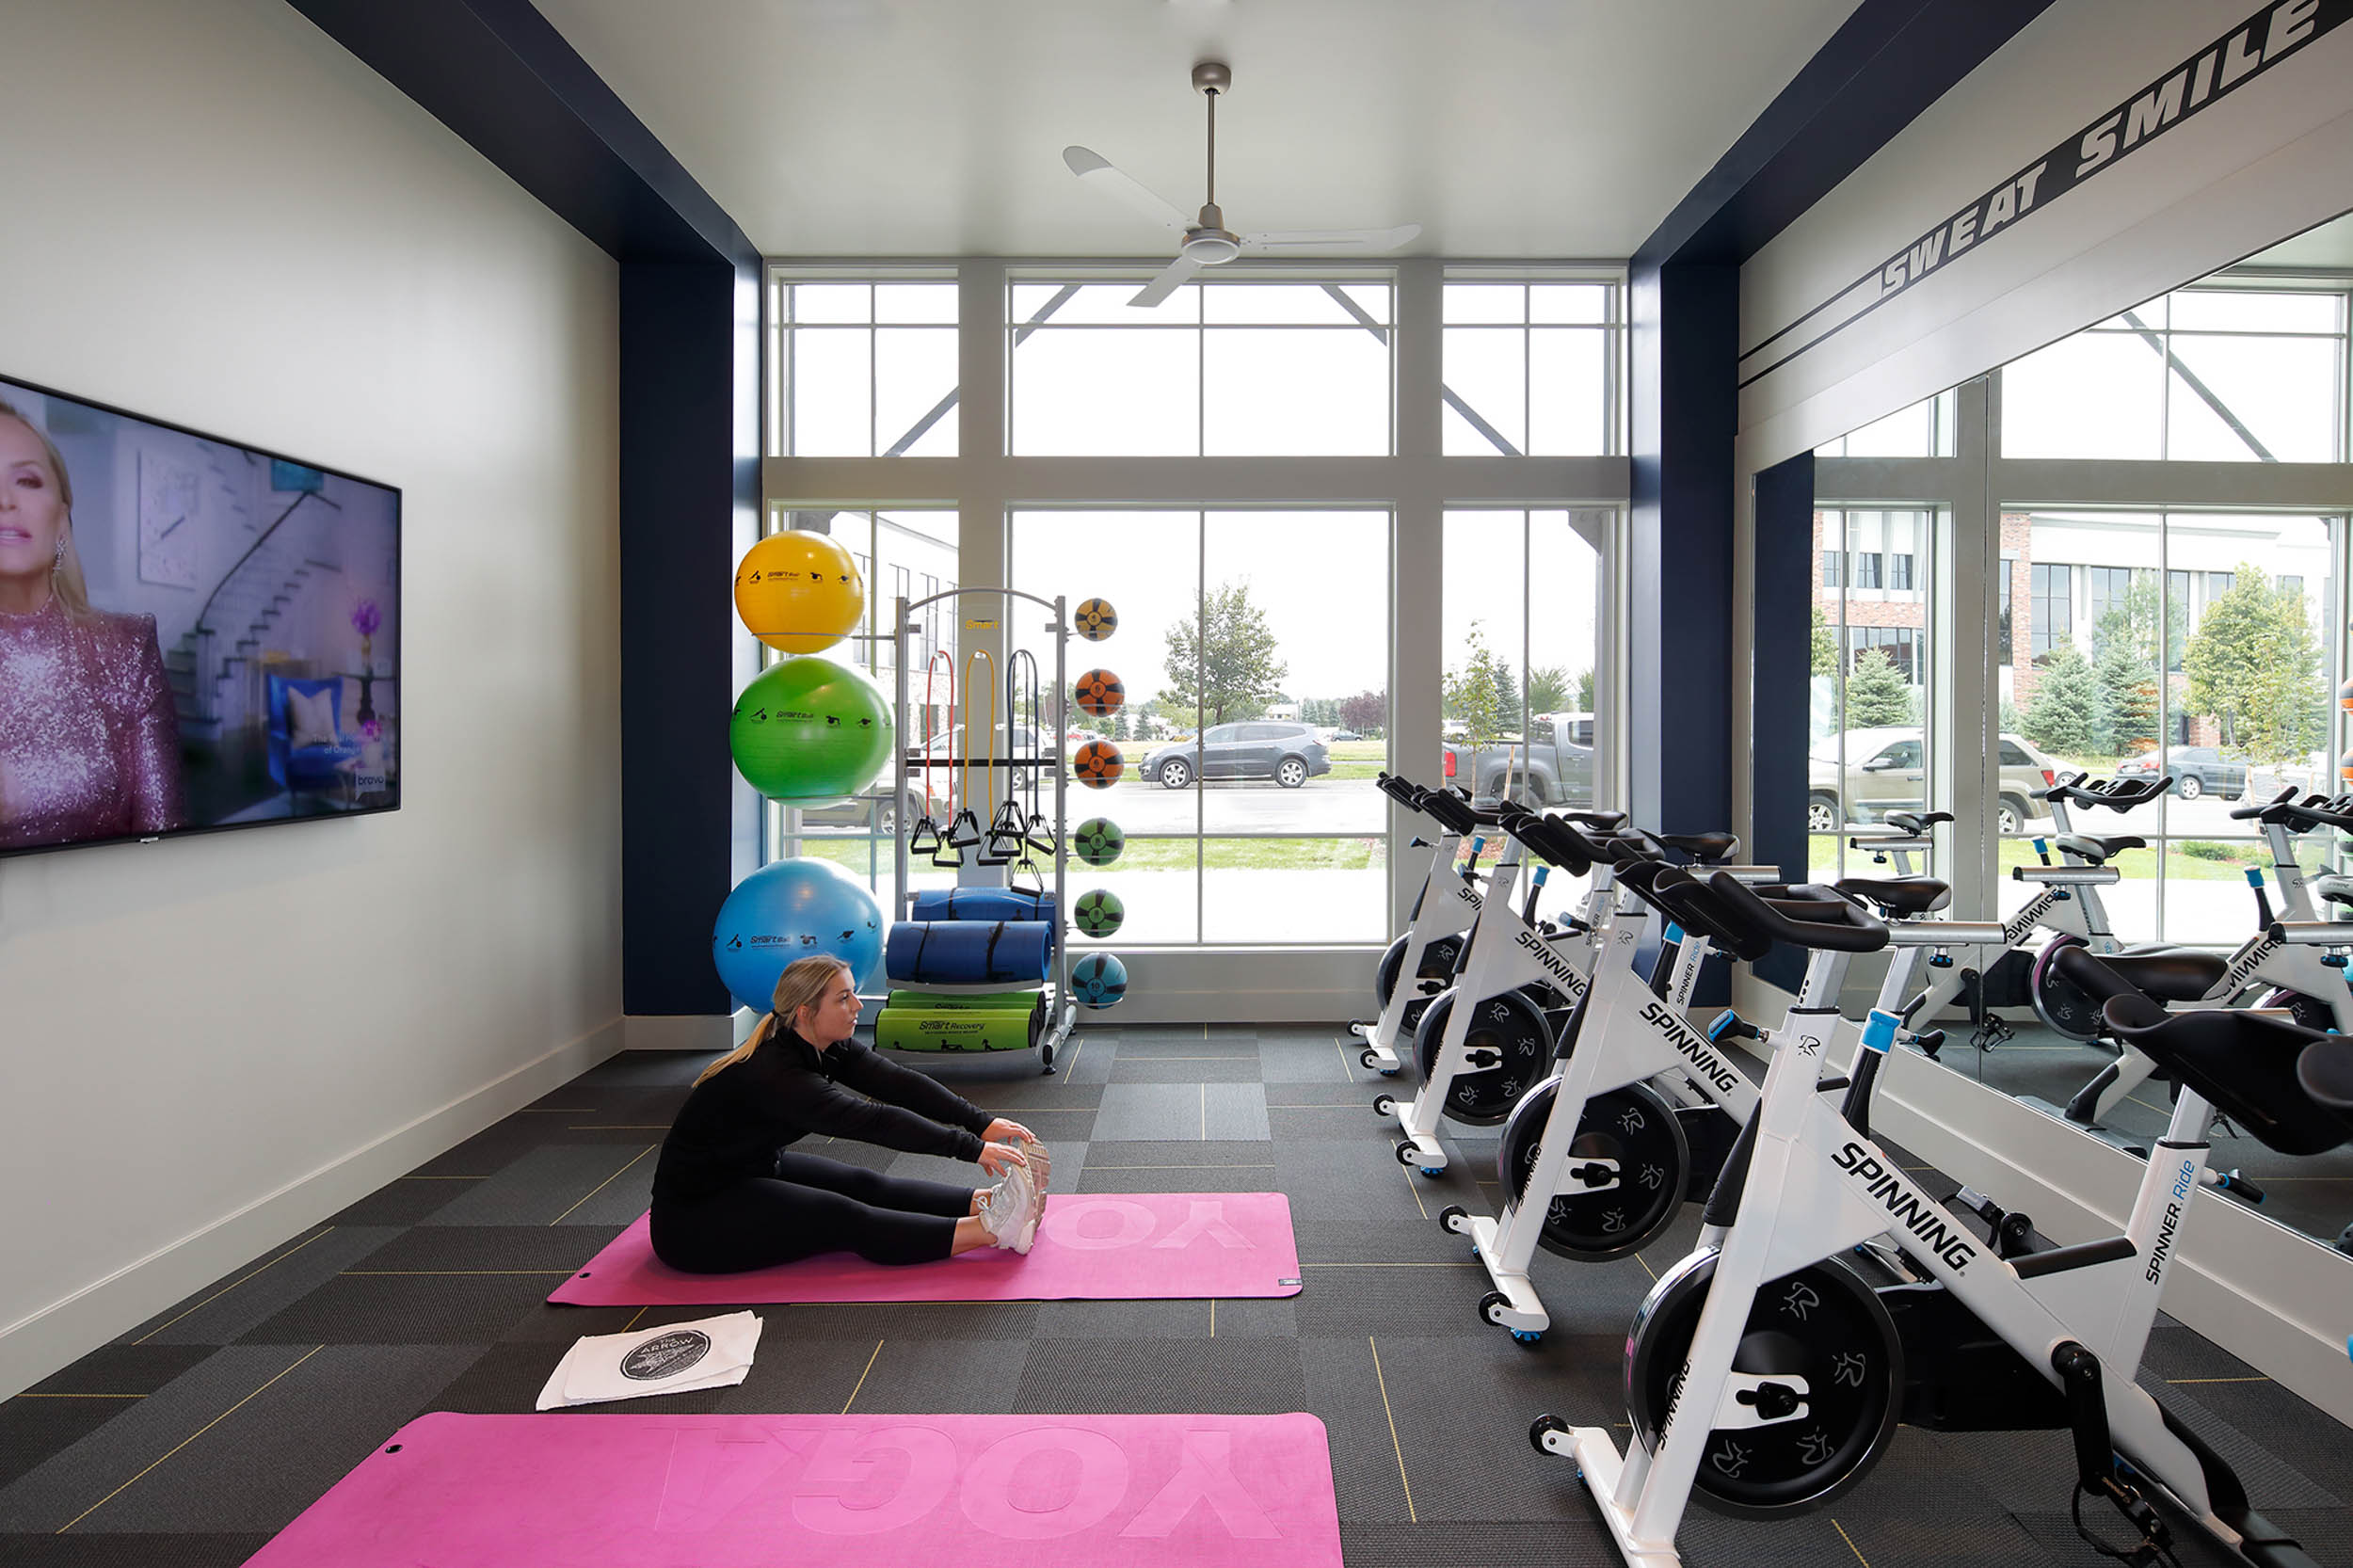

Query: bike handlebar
[2034,770,2171,811]
[1494,803,1598,874]
[1704,872,1890,954]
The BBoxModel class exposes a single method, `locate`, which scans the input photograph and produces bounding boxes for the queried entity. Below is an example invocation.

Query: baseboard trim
[0,1016,625,1400]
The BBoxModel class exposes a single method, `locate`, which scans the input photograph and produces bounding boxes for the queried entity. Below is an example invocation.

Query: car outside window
[1871,742,1921,768]
[1998,742,2032,766]
[1204,726,1238,744]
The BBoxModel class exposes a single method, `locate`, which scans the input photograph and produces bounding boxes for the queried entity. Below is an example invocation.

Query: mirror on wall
[1804,206,2353,1258]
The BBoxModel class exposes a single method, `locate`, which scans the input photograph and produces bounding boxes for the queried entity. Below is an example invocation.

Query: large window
[1010,510,1391,945]
[1805,505,1939,875]
[760,261,1628,962]
[767,274,958,457]
[1008,280,1393,456]
[2001,286,2349,462]
[1439,509,1615,813]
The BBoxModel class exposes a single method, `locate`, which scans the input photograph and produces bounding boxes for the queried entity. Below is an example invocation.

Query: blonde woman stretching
[650,955,1048,1272]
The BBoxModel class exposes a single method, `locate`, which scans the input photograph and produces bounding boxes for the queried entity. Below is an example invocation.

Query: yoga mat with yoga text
[245,1411,1342,1568]
[551,1192,1302,1305]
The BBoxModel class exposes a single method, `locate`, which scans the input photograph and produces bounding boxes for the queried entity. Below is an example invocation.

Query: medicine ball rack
[888,587,1077,1067]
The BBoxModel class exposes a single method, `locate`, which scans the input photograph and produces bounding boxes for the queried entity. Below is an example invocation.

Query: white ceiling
[2238,208,2353,271]
[530,0,1860,260]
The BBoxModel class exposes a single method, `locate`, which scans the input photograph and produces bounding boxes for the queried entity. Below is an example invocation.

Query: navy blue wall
[1750,453,1816,991]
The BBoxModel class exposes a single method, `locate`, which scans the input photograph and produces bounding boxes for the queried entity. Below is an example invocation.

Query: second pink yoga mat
[246,1411,1342,1567]
[552,1193,1303,1306]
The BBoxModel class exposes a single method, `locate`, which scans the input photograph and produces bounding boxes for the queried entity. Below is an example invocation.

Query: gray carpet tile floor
[3,1025,2348,1567]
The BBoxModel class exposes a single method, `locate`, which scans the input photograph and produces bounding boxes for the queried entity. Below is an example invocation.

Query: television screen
[0,376,400,857]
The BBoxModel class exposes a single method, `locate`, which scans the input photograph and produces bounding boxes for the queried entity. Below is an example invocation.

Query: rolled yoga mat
[887,987,1043,1012]
[246,1411,1343,1568]
[553,1193,1305,1305]
[908,888,1055,922]
[885,920,1053,984]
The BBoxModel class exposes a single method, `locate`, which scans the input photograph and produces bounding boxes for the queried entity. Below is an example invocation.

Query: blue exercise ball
[712,858,885,1011]
[1070,952,1129,1009]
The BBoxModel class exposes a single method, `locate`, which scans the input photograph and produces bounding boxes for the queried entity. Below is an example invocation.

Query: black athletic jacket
[651,1024,995,1203]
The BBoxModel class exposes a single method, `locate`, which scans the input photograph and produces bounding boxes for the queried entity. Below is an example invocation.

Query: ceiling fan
[1063,61,1422,308]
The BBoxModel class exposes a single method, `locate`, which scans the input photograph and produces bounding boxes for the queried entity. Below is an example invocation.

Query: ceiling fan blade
[1128,255,1204,309]
[1241,224,1422,253]
[1063,146,1191,235]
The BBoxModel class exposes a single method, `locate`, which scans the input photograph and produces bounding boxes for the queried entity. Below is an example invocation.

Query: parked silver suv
[1807,728,2059,835]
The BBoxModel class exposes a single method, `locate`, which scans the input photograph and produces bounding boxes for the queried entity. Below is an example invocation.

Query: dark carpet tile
[0,1345,472,1535]
[2010,1507,2246,1567]
[1297,1334,1419,1524]
[1332,1331,1622,1523]
[22,1348,215,1400]
[953,1080,1107,1110]
[344,1224,611,1273]
[1271,1104,1399,1140]
[234,1272,558,1347]
[783,1302,1042,1343]
[723,1334,893,1412]
[2142,1322,2267,1382]
[419,1144,659,1227]
[0,1400,130,1494]
[1028,1298,1221,1339]
[1201,1295,1303,1337]
[402,1119,549,1179]
[1335,1518,1628,1567]
[324,1177,472,1226]
[1266,1080,1388,1106]
[110,1227,404,1348]
[0,1533,276,1566]
[499,1300,656,1344]
[835,1335,1031,1415]
[2159,1374,2353,1497]
[568,1050,707,1089]
[1049,1033,1117,1083]
[1015,1337,1306,1416]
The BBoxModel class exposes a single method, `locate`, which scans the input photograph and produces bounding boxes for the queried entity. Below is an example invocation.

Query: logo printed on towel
[621,1330,712,1381]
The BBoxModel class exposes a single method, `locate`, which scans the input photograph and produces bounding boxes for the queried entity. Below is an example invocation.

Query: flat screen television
[0,375,400,857]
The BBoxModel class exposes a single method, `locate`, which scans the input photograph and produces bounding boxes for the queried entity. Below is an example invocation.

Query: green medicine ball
[728,656,894,802]
[1073,888,1126,937]
[1072,816,1126,867]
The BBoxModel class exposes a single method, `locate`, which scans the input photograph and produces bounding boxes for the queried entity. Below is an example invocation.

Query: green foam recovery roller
[873,1008,1039,1053]
[885,988,1041,1013]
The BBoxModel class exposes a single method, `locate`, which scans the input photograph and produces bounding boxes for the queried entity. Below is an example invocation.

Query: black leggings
[650,1152,978,1272]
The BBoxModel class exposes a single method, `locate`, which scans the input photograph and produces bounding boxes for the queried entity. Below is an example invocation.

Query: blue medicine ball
[1069,952,1128,1009]
[712,857,884,1011]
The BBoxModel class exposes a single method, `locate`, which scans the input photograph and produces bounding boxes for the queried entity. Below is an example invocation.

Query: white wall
[0,0,622,1396]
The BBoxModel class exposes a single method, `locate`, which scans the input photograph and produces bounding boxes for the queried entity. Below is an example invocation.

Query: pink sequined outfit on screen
[0,598,185,851]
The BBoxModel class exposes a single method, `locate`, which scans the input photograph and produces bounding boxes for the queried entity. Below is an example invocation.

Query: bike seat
[2313,875,2353,909]
[1658,831,1739,863]
[2053,944,2226,1004]
[1832,875,1951,917]
[2299,1038,2353,1136]
[2056,833,2146,864]
[2105,995,2349,1156]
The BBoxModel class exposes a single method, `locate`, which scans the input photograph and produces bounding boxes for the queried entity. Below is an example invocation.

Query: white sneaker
[979,1165,1033,1251]
[1015,1164,1046,1254]
[1023,1137,1051,1193]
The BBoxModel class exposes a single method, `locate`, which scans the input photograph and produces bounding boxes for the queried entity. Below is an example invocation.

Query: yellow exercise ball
[734,530,866,653]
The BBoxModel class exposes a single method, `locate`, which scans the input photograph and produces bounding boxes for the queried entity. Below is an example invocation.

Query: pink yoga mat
[247,1411,1342,1568]
[551,1193,1303,1306]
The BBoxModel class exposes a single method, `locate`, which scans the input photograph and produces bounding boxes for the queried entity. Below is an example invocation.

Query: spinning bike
[1449,839,1985,1341]
[1352,775,1496,1076]
[1545,872,2336,1568]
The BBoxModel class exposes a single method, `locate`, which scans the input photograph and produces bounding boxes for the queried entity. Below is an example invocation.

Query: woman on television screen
[0,400,185,851]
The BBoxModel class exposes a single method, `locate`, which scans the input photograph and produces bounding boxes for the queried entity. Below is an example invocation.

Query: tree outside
[1158,579,1289,727]
[2022,643,2105,756]
[1527,665,1572,714]
[1845,648,1913,726]
[2183,563,2327,765]
[1574,666,1596,712]
[1339,689,1386,735]
[1811,606,1839,677]
[1444,622,1513,750]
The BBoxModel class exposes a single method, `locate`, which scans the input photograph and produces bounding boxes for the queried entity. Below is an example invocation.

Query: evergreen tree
[2183,564,2327,764]
[2023,643,2104,757]
[2091,632,2160,757]
[1845,648,1913,727]
[1574,666,1596,712]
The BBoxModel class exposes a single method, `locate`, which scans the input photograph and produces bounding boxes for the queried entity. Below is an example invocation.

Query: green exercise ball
[729,656,894,802]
